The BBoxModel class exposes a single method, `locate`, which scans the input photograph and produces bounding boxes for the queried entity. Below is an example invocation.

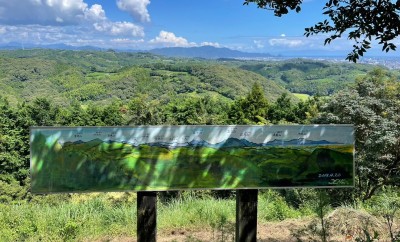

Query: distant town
[238,56,400,70]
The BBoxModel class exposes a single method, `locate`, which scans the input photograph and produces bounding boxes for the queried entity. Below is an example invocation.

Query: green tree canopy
[268,93,295,123]
[228,83,270,124]
[244,0,400,62]
[316,69,400,200]
[0,98,31,202]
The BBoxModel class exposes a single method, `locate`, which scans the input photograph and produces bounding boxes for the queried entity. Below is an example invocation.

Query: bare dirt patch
[89,207,398,242]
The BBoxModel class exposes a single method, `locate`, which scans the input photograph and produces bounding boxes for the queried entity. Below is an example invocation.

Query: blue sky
[0,0,381,55]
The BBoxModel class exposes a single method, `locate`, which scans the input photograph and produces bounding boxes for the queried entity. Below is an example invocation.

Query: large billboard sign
[30,125,354,193]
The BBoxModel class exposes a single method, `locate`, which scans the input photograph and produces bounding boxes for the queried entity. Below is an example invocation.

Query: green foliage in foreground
[0,195,137,241]
[0,188,398,241]
[0,191,304,241]
[1,84,320,201]
[2,68,398,203]
[366,188,400,242]
[316,68,400,201]
[0,58,399,240]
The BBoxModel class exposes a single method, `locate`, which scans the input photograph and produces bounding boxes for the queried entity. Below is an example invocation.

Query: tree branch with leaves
[244,0,400,62]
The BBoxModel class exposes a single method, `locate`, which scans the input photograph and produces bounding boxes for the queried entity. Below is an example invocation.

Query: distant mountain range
[0,43,273,59]
[65,137,340,149]
[147,137,339,148]
[1,42,396,60]
[148,46,273,59]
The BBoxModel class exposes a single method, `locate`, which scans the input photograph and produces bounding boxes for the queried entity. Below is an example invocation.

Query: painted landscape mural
[30,125,354,193]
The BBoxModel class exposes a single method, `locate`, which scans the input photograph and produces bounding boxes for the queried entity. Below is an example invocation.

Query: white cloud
[0,1,122,31]
[0,24,79,45]
[0,1,223,51]
[0,0,88,25]
[253,40,264,48]
[280,34,286,37]
[116,0,150,23]
[84,4,106,22]
[0,1,144,41]
[200,42,220,47]
[0,22,145,48]
[93,21,144,37]
[111,38,144,43]
[149,31,195,47]
[269,38,305,48]
[148,31,221,49]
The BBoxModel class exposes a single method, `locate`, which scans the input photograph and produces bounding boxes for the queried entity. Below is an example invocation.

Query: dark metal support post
[235,189,258,242]
[137,191,157,242]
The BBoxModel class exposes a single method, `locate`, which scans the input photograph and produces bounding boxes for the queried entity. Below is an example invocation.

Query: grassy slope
[293,93,310,101]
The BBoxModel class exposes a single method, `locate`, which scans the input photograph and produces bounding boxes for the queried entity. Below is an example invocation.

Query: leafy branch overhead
[243,0,400,62]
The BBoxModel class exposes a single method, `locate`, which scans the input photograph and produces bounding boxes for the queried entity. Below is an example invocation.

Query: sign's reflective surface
[30,125,354,193]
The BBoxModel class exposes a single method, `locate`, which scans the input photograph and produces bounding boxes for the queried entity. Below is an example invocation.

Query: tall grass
[258,190,306,222]
[0,194,137,241]
[158,192,235,230]
[0,190,312,241]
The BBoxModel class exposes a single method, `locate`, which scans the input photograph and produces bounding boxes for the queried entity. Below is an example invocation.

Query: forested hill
[238,59,392,95]
[1,49,396,106]
[0,49,289,106]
